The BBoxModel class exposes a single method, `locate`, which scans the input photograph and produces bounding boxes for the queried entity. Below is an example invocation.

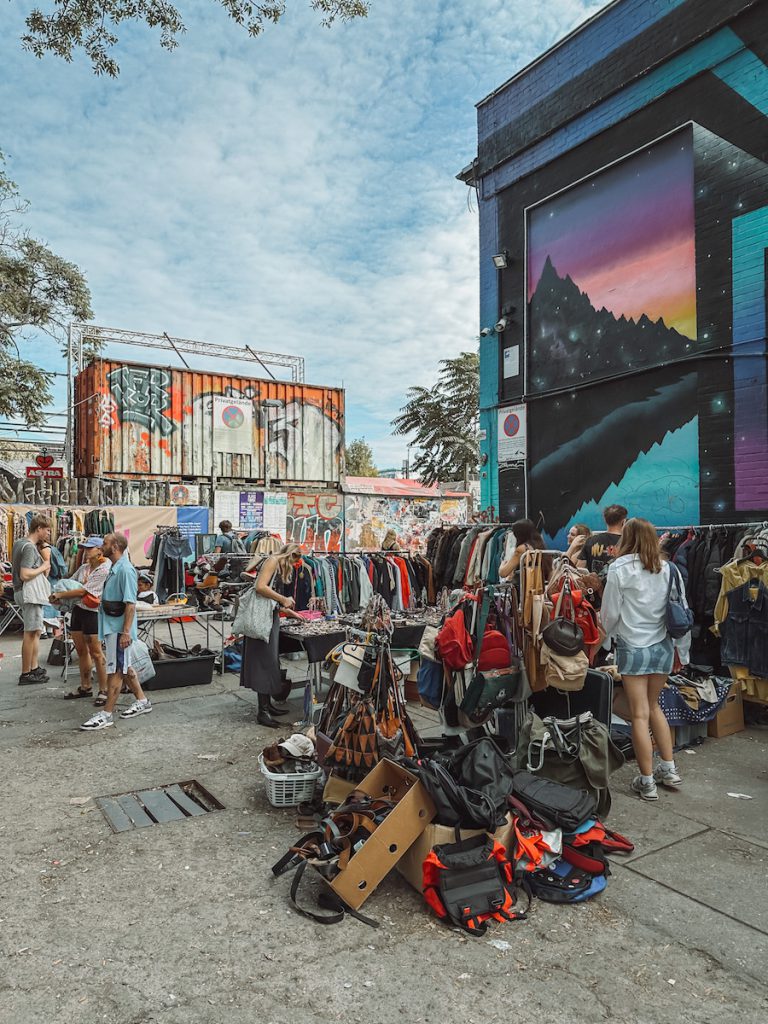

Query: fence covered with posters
[74,360,344,487]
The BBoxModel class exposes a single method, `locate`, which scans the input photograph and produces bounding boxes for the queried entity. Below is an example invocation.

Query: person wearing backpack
[601,518,690,801]
[213,520,247,555]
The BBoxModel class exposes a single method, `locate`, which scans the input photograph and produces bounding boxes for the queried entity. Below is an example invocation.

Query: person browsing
[11,514,52,685]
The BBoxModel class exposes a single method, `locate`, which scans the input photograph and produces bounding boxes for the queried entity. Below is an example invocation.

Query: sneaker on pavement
[653,765,683,789]
[119,699,152,719]
[80,710,114,731]
[630,775,658,801]
[19,671,46,686]
[31,666,49,680]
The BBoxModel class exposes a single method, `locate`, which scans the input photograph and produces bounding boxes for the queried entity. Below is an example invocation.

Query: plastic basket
[258,754,323,808]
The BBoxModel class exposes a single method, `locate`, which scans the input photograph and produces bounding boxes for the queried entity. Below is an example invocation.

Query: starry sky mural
[527,131,697,339]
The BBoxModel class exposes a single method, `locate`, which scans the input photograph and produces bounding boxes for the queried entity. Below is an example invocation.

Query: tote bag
[22,573,52,606]
[231,587,275,642]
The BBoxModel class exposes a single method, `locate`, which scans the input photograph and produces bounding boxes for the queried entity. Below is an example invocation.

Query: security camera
[480,326,494,336]
[495,317,509,333]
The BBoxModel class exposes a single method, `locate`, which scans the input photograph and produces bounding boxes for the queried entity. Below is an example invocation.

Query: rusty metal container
[75,360,344,485]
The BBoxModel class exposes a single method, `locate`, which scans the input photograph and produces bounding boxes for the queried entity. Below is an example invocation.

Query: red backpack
[435,606,474,670]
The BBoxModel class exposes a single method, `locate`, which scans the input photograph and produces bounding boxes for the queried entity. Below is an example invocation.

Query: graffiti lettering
[108,367,175,437]
[97,393,119,430]
[287,492,343,551]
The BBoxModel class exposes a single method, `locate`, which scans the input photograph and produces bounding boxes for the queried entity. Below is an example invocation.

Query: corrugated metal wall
[75,360,344,485]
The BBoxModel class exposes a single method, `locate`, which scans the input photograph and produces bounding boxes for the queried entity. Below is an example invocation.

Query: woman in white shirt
[601,518,685,802]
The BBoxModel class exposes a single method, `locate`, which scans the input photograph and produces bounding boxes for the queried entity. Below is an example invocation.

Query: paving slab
[627,827,768,936]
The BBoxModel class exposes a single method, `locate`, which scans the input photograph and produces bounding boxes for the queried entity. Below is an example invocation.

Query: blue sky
[3,0,601,468]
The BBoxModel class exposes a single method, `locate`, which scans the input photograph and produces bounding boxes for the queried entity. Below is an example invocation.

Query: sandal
[93,691,108,707]
[64,688,93,700]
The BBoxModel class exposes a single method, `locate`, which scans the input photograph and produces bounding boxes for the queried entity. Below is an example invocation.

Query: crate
[143,649,216,690]
[258,754,323,808]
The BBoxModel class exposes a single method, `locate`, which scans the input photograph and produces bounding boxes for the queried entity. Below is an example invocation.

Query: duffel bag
[509,770,597,832]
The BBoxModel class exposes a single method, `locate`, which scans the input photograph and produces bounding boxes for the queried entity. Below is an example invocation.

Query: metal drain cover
[96,779,224,833]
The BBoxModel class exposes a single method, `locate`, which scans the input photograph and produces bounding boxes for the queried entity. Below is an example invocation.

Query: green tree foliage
[21,1,371,76]
[345,437,378,477]
[0,156,93,424]
[392,351,479,486]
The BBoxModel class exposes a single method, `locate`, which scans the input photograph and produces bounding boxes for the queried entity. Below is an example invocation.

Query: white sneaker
[80,710,114,731]
[119,699,152,719]
[630,775,658,801]
[653,764,683,789]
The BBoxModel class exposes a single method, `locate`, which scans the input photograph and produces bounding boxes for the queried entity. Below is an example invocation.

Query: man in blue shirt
[80,533,152,731]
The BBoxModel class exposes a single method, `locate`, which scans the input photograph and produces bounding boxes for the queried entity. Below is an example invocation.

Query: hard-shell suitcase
[530,669,613,728]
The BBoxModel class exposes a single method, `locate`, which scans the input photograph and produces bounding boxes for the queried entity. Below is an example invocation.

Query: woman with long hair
[499,519,552,581]
[565,522,590,566]
[240,542,303,728]
[601,518,685,801]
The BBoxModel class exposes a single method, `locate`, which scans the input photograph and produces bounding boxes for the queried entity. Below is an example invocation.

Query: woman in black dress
[240,543,302,727]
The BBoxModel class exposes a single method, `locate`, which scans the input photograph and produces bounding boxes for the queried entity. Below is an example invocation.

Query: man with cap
[51,536,111,700]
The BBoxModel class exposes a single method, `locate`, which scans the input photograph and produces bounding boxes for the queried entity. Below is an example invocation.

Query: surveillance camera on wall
[480,326,494,336]
[495,317,509,332]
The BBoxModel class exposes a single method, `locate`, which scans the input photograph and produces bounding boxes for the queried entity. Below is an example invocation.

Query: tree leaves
[345,436,378,477]
[392,351,479,486]
[21,1,371,76]
[0,153,93,424]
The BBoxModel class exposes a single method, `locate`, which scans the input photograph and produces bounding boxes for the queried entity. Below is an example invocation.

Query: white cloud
[3,0,602,465]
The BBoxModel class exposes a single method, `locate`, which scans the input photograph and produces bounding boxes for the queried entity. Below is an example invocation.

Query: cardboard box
[396,813,515,893]
[708,683,745,738]
[322,773,357,805]
[317,759,435,911]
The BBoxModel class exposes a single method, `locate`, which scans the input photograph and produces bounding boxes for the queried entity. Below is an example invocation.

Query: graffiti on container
[107,367,175,437]
[287,492,343,551]
[97,393,119,430]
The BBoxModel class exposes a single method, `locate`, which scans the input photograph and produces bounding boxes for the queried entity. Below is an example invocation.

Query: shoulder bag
[666,563,694,639]
[231,585,276,642]
[22,572,51,606]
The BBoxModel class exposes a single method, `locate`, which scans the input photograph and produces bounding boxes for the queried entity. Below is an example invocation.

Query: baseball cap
[278,734,315,759]
[81,536,104,548]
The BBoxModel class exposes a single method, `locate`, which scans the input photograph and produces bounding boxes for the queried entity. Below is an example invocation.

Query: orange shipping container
[75,360,344,486]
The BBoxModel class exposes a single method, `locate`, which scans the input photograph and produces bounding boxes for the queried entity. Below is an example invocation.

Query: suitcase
[529,669,613,727]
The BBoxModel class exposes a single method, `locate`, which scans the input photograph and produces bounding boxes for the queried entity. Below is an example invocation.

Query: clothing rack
[656,522,768,531]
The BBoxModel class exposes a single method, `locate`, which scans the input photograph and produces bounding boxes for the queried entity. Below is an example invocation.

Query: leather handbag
[541,584,585,656]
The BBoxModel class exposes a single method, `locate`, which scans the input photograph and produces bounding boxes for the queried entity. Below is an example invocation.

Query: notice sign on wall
[264,492,288,540]
[239,491,264,530]
[212,396,253,455]
[498,405,526,462]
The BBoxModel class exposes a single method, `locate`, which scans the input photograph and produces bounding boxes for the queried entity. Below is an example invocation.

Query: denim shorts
[616,636,674,676]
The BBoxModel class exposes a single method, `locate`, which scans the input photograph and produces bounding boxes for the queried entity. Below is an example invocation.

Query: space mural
[526,132,701,536]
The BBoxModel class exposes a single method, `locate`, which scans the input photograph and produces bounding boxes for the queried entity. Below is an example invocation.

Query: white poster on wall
[503,346,520,378]
[169,483,200,506]
[498,404,527,462]
[213,490,240,529]
[264,492,288,540]
[212,396,253,455]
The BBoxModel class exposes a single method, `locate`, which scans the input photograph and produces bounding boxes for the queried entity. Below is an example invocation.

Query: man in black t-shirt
[584,504,628,575]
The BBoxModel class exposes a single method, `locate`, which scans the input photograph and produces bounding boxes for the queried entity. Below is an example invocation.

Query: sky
[527,130,698,339]
[3,0,603,469]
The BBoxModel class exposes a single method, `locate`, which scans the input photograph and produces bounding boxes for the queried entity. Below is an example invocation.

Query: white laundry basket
[258,754,323,808]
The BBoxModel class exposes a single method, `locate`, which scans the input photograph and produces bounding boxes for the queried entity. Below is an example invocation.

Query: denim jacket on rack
[720,579,768,678]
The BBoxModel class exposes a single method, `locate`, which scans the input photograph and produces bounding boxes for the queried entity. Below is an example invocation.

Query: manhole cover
[96,780,224,833]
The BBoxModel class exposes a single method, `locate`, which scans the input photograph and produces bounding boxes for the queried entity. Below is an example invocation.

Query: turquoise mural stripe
[732,207,768,510]
[714,48,768,117]
[485,27,749,196]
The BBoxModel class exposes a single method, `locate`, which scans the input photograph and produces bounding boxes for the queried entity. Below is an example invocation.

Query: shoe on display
[653,764,683,789]
[630,775,658,801]
[80,711,114,731]
[119,699,153,719]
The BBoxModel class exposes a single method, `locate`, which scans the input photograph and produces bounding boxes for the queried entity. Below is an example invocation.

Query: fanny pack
[102,600,126,617]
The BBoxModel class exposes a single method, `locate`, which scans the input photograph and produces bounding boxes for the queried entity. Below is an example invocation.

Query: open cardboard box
[316,759,435,911]
[397,813,515,893]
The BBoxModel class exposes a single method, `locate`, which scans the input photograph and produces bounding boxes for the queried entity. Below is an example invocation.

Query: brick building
[460,0,768,542]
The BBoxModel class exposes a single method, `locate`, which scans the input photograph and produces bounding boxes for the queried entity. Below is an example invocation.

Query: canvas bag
[22,572,52,606]
[131,639,157,684]
[539,644,589,692]
[232,585,275,642]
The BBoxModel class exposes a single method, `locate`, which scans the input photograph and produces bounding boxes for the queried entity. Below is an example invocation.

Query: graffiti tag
[108,367,175,437]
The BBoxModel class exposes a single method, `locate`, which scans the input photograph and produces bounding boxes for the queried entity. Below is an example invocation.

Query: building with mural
[460,0,768,543]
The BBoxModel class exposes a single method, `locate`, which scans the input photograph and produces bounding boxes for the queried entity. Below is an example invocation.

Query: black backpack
[509,771,597,832]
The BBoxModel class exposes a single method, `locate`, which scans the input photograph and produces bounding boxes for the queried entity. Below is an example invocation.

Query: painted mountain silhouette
[529,256,693,391]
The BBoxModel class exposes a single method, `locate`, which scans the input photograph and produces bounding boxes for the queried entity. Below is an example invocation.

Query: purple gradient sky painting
[528,131,697,339]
